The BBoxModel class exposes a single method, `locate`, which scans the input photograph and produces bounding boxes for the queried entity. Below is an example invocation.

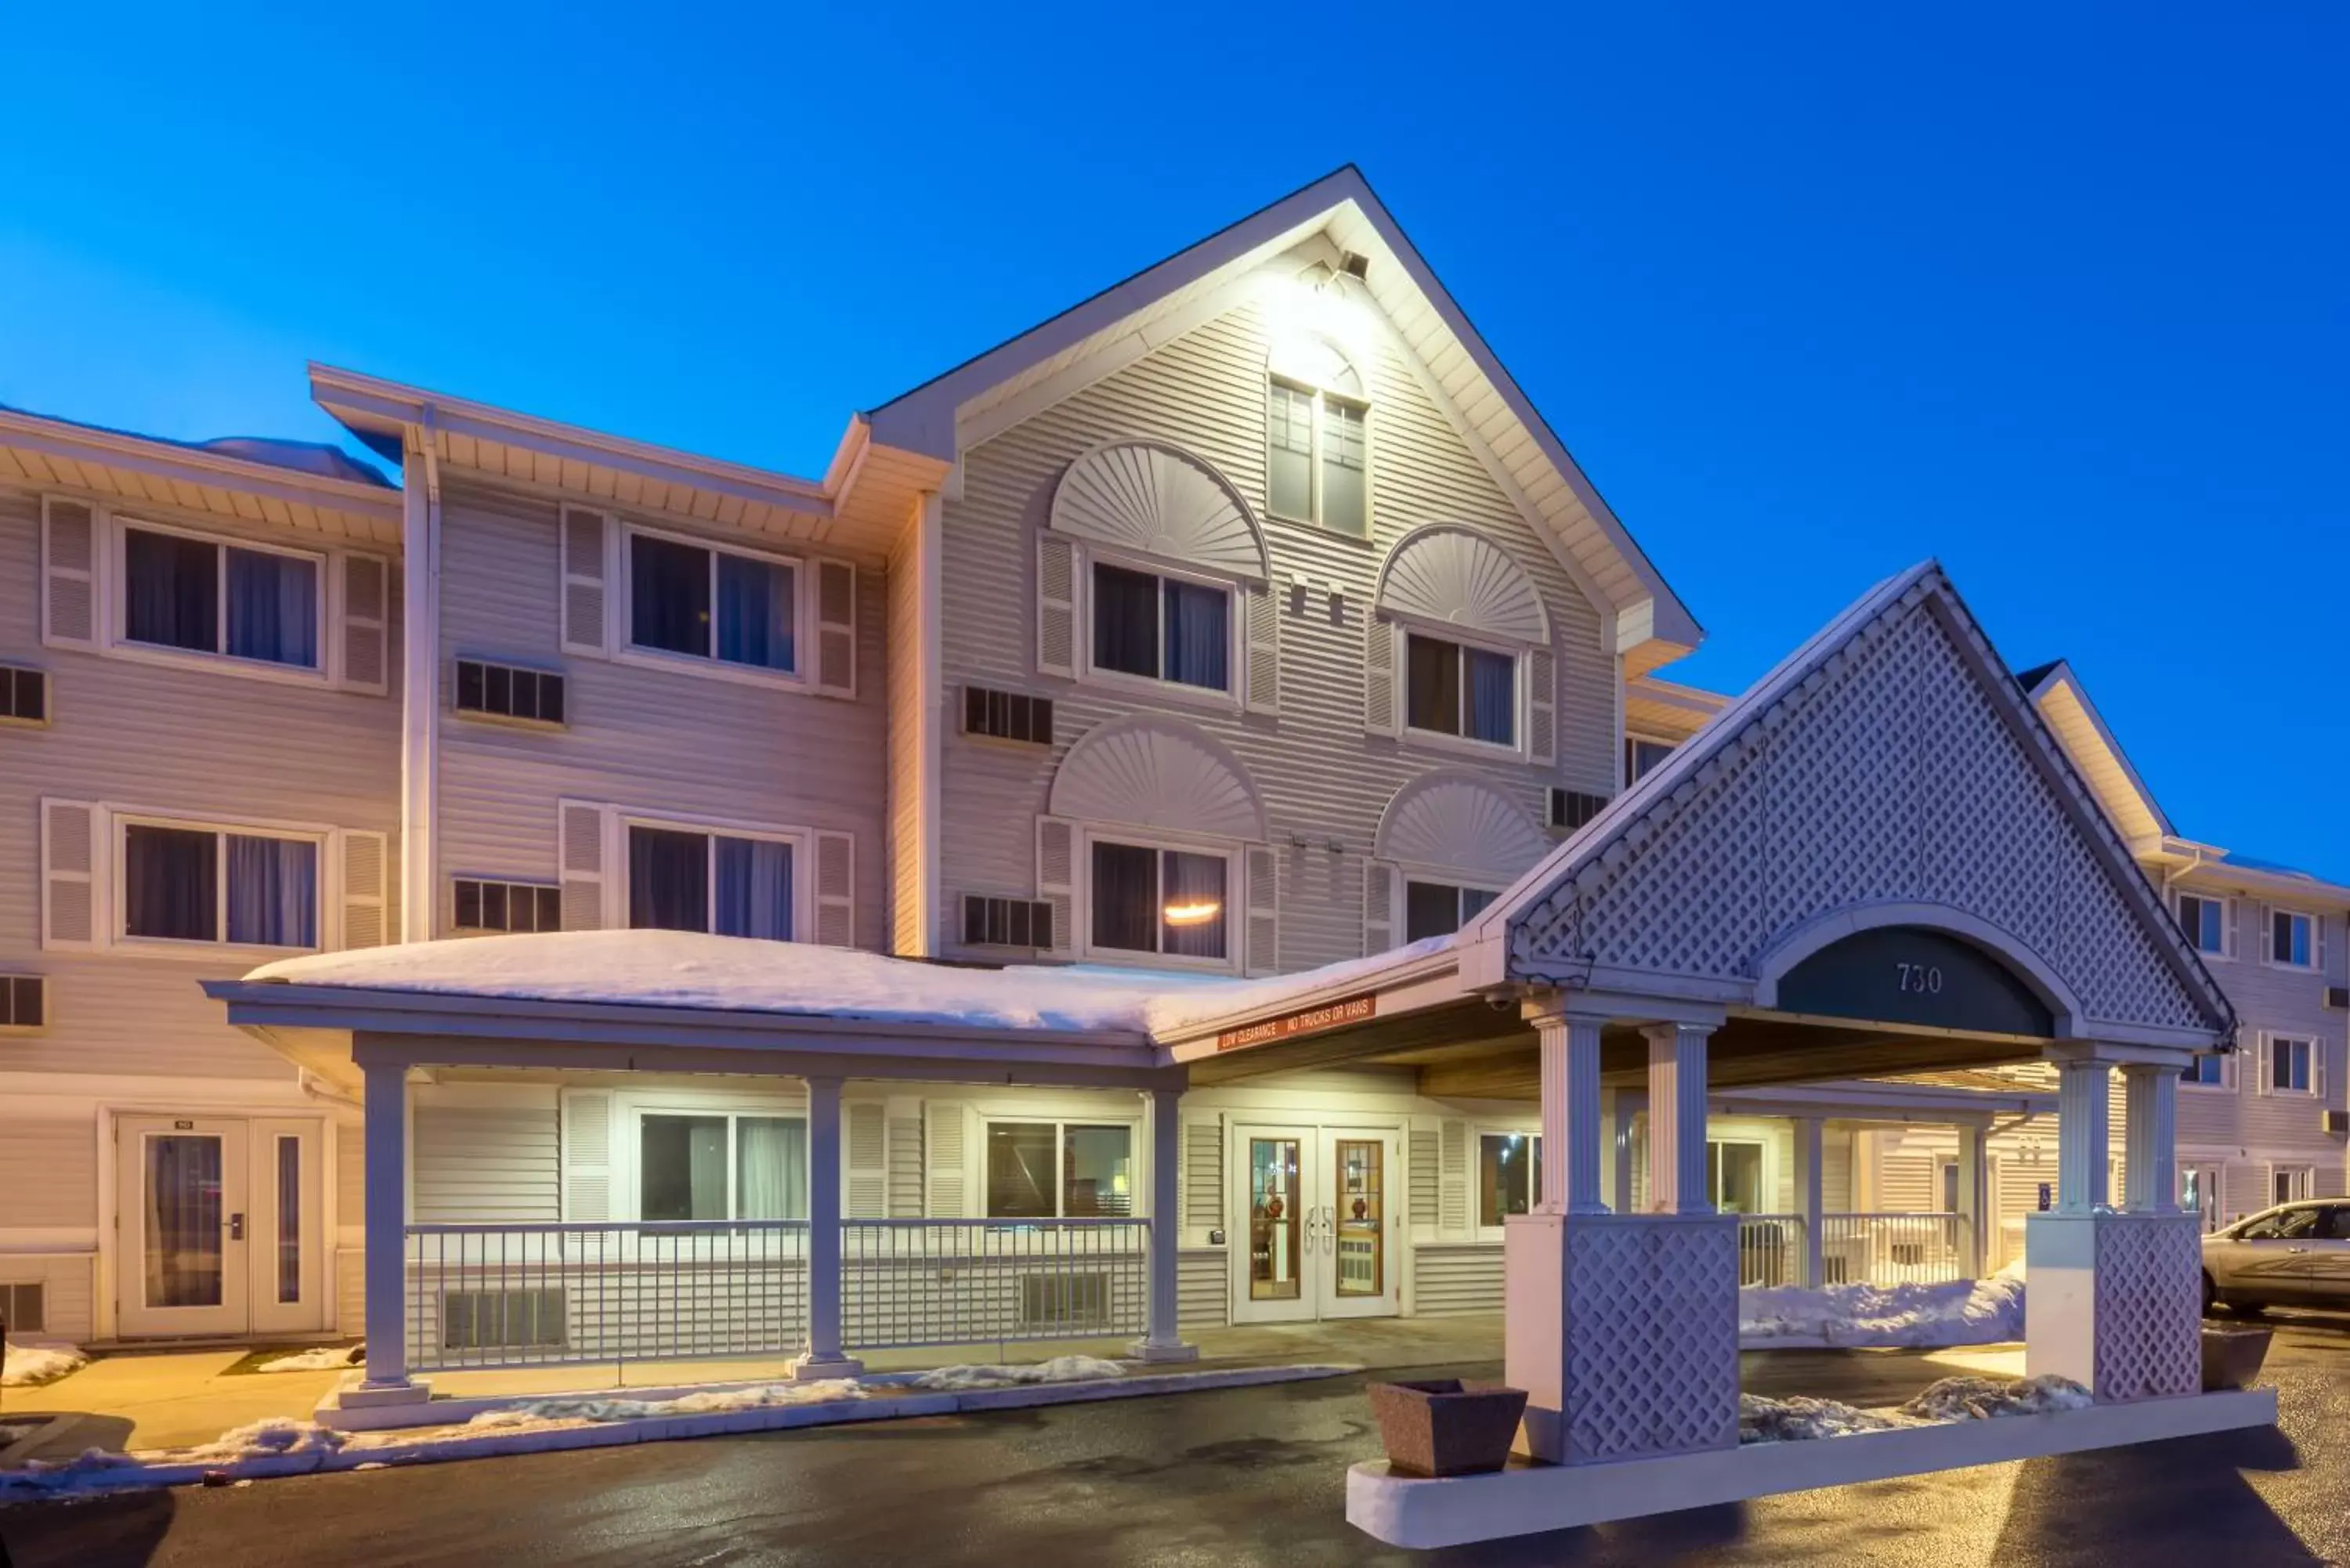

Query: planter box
[1368,1379,1528,1478]
[2200,1325,2272,1392]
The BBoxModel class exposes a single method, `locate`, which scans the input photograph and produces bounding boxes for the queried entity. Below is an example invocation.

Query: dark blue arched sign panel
[1773,926,2055,1038]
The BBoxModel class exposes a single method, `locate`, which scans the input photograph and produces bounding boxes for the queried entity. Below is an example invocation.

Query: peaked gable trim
[2023,659,2175,842]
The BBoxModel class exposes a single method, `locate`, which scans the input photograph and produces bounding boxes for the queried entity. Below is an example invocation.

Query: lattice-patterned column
[2055,1058,2111,1214]
[1643,1023,1712,1215]
[1528,998,1607,1215]
[2121,1066,2178,1213]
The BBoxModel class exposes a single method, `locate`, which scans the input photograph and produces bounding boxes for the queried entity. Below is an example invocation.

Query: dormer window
[1267,335,1368,538]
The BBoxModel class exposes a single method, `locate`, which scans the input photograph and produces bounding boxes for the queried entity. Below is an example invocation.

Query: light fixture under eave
[1162,901,1223,927]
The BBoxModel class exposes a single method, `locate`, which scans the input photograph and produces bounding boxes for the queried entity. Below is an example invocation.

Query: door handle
[229,1212,246,1242]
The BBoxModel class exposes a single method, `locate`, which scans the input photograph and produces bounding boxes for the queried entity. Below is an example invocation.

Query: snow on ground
[465,1378,865,1428]
[243,929,1457,1040]
[1900,1373,2092,1421]
[1737,1393,1899,1443]
[2,1341,87,1387]
[257,1346,363,1374]
[1740,1264,2025,1349]
[911,1356,1127,1391]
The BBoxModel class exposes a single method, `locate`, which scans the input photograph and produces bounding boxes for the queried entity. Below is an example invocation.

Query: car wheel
[2202,1271,2218,1317]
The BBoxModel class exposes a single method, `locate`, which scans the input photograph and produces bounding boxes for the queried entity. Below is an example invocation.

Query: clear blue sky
[5,5,2343,876]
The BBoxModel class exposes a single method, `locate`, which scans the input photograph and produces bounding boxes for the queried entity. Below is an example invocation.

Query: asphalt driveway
[9,1314,2350,1568]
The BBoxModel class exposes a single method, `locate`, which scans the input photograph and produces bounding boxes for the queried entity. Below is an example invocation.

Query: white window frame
[1401,876,1504,944]
[2176,891,2233,960]
[2267,906,2317,971]
[1625,734,1677,789]
[107,515,332,688]
[1077,544,1243,708]
[2180,1050,2232,1092]
[110,808,333,959]
[1076,826,1244,974]
[612,1087,811,1225]
[1705,1134,1773,1215]
[1264,371,1372,540]
[1473,1127,1542,1240]
[616,521,810,691]
[617,811,812,943]
[980,1115,1141,1219]
[2268,1033,2318,1097]
[2272,1165,2316,1207]
[1397,622,1526,761]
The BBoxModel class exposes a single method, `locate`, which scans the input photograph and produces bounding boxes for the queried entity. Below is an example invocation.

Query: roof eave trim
[0,408,404,521]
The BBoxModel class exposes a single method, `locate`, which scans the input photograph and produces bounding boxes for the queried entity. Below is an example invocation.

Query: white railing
[1819,1211,1969,1286]
[1734,1214,1806,1288]
[405,1221,811,1373]
[842,1218,1150,1352]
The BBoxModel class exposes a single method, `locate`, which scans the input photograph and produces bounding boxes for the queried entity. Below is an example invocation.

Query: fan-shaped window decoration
[1049,441,1267,579]
[1367,526,1555,763]
[1047,715,1269,842]
[1374,526,1551,647]
[1375,773,1553,883]
[1267,333,1369,538]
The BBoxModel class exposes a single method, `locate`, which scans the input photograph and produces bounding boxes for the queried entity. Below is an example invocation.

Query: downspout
[399,410,443,944]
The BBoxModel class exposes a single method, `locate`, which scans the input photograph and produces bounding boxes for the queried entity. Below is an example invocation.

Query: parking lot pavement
[9,1315,2350,1568]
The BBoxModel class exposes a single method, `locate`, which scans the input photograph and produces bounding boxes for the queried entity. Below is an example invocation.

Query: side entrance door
[117,1115,327,1339]
[1228,1124,1404,1325]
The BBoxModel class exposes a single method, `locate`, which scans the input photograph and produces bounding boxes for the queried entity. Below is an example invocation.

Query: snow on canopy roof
[244,929,1456,1041]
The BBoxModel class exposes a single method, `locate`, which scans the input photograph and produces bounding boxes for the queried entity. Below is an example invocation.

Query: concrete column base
[334,1377,436,1410]
[1127,1339,1201,1364]
[790,1353,866,1382]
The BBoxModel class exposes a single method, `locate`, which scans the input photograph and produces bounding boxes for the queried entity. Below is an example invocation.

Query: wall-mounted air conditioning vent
[1547,788,1610,833]
[963,895,1055,949]
[440,1288,567,1350]
[2325,986,2349,1011]
[0,976,45,1031]
[0,1281,44,1335]
[2325,1110,2350,1136]
[455,659,566,726]
[454,879,564,935]
[0,664,48,727]
[963,686,1053,746]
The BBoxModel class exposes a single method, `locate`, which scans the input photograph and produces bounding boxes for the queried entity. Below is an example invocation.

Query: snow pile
[187,1419,349,1461]
[242,928,1456,1042]
[2,1341,87,1386]
[1737,1393,1900,1444]
[257,1346,363,1373]
[912,1356,1128,1391]
[465,1378,866,1428]
[1740,1268,2025,1349]
[1899,1373,2091,1422]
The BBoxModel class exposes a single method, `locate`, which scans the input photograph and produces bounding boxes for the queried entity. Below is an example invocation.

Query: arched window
[1266,333,1368,537]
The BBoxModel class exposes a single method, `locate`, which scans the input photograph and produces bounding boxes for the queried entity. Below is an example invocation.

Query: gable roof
[865,165,1701,674]
[2018,659,2174,844]
[1459,562,2234,1043]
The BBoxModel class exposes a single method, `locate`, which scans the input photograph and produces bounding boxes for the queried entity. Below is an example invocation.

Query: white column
[1531,1005,1607,1214]
[1131,1086,1197,1362]
[1792,1116,1824,1288]
[360,1058,413,1390]
[2055,1059,2112,1215]
[397,444,439,943]
[2121,1065,2179,1213]
[1955,1122,1989,1277]
[794,1075,863,1379]
[1644,1023,1713,1214]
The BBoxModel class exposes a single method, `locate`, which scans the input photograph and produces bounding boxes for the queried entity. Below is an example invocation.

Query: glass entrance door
[114,1115,328,1339]
[1229,1125,1403,1324]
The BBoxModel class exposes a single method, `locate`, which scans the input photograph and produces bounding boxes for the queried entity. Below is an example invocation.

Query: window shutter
[559,800,608,930]
[560,1089,614,1222]
[41,798,102,951]
[1438,1118,1470,1237]
[560,507,612,656]
[812,560,856,699]
[2254,1034,2272,1097]
[845,1100,889,1219]
[337,829,389,949]
[1035,815,1076,957]
[1244,581,1279,712]
[1408,1126,1441,1229]
[2259,905,2274,965]
[1364,616,1396,735]
[1037,533,1078,679]
[924,1100,969,1217]
[1180,1118,1223,1240]
[1527,647,1556,766]
[2222,898,2237,959]
[888,1101,925,1218]
[1244,844,1279,976]
[41,498,98,651]
[813,830,855,946]
[2316,1042,2329,1104]
[1363,860,1398,958]
[338,551,391,695]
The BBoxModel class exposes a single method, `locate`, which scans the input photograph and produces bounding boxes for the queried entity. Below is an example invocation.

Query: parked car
[2201,1200,2350,1314]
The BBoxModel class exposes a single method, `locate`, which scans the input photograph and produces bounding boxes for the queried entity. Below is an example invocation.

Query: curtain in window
[1405,880,1462,943]
[277,1136,302,1304]
[1161,580,1229,691]
[1405,634,1459,735]
[1466,648,1515,745]
[1090,563,1160,677]
[124,824,219,941]
[226,834,318,946]
[641,1115,728,1221]
[124,529,219,654]
[144,1134,225,1307]
[736,1116,808,1219]
[631,535,712,657]
[1090,840,1158,952]
[714,836,794,941]
[716,555,795,671]
[629,826,710,931]
[226,547,319,667]
[1161,850,1227,959]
